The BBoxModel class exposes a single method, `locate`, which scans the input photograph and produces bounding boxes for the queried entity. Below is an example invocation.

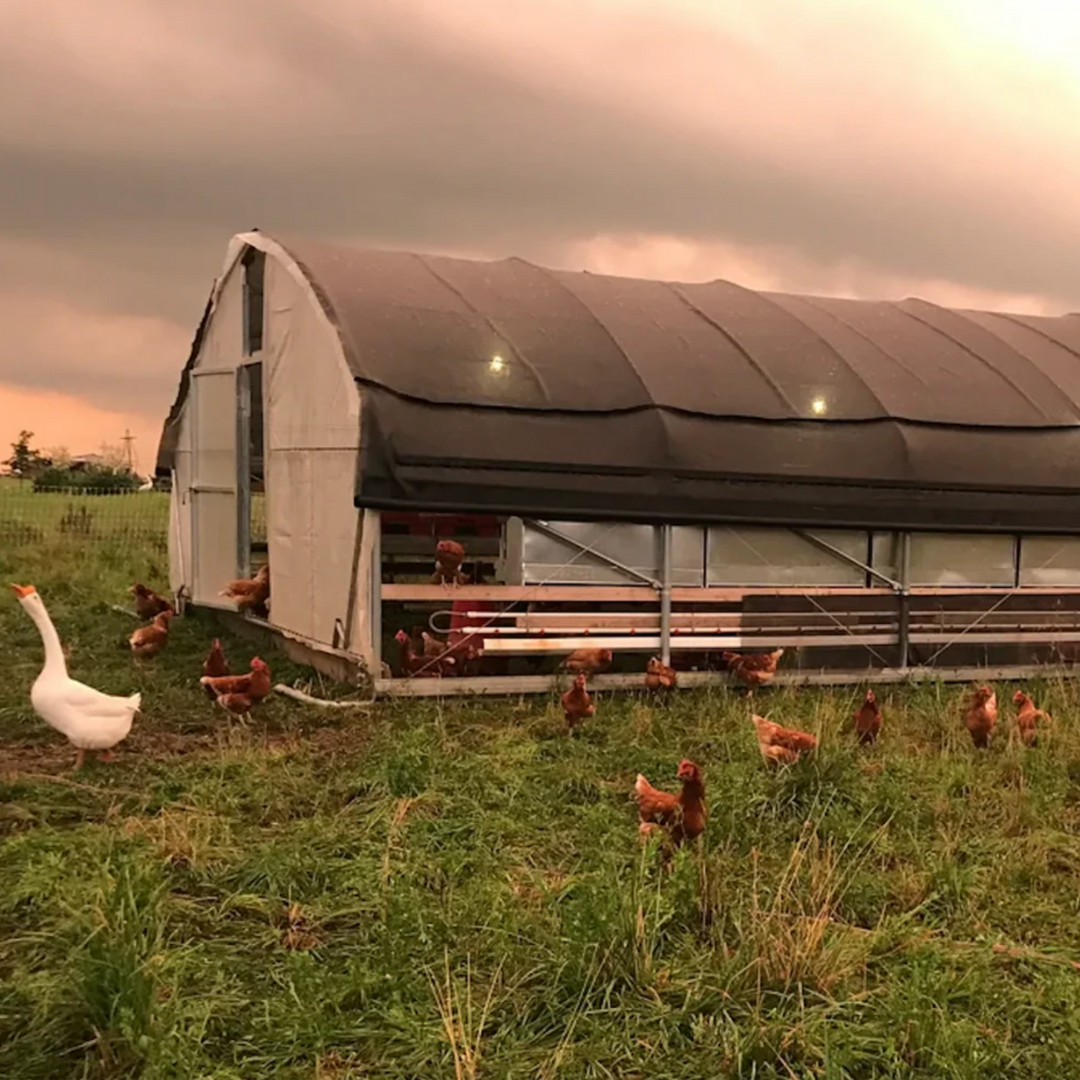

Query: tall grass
[5,536,1080,1076]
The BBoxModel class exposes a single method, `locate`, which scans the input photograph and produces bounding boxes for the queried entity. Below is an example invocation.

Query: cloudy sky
[3,0,1079,472]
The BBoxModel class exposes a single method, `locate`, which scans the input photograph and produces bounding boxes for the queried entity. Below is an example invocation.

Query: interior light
[811,397,827,415]
[490,354,506,373]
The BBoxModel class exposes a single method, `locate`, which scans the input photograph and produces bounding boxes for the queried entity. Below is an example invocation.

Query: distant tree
[3,430,50,478]
[43,446,72,467]
[97,443,132,472]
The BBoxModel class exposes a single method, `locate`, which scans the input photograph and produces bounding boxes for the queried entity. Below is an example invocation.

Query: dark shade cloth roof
[158,234,1080,532]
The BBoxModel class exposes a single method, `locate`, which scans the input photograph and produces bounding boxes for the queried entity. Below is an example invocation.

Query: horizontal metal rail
[374,662,1075,698]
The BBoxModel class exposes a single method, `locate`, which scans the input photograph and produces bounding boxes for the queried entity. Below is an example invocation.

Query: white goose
[12,584,141,769]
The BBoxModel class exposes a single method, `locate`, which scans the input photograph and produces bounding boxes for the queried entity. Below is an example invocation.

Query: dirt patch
[0,719,374,779]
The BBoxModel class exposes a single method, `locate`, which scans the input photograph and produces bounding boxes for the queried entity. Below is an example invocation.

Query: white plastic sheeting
[189,369,238,603]
[707,527,868,586]
[164,235,372,667]
[261,253,363,648]
[516,522,1047,589]
[905,532,1016,587]
[520,521,705,585]
[1019,536,1080,586]
[168,260,245,604]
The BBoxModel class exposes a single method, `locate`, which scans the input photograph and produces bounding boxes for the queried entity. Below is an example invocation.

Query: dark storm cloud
[1,0,1079,426]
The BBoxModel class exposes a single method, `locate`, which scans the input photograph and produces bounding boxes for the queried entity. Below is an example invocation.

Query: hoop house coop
[157,231,1080,695]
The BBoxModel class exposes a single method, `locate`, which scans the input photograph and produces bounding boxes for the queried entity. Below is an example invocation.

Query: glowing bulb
[490,354,506,373]
[811,397,827,415]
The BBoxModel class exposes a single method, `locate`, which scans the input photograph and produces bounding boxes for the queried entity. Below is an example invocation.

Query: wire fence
[0,480,266,554]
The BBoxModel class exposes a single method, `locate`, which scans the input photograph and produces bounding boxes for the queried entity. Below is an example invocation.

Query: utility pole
[121,429,135,473]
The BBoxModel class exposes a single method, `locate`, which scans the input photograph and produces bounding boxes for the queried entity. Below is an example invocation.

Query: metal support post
[659,524,673,666]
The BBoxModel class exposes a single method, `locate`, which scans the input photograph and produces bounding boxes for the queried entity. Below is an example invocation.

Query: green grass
[0,480,266,550]
[0,478,170,550]
[6,532,1080,1077]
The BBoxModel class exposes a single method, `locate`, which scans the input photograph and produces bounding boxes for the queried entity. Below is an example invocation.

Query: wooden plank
[477,629,1080,652]
[373,663,1076,698]
[463,621,1078,639]
[480,633,898,653]
[383,582,1080,604]
[381,584,653,602]
[382,584,903,603]
[676,586,894,600]
[909,631,1080,645]
[507,612,895,631]
[910,586,1080,596]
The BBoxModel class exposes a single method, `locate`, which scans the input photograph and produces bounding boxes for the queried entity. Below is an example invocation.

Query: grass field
[0,479,266,554]
[6,520,1080,1077]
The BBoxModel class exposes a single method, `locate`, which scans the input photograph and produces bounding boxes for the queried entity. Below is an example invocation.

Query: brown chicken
[723,649,784,696]
[201,657,272,702]
[446,629,483,676]
[752,713,818,766]
[563,648,613,675]
[635,759,706,847]
[130,583,173,620]
[1013,690,1048,748]
[430,539,469,585]
[201,638,230,699]
[129,610,174,658]
[420,629,458,676]
[853,689,882,745]
[220,564,270,615]
[394,629,441,678]
[644,656,678,692]
[214,691,255,721]
[965,685,997,749]
[561,674,595,731]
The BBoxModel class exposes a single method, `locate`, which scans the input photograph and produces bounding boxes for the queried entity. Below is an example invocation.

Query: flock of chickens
[11,539,1056,860]
[128,566,270,661]
[632,680,1052,854]
[10,564,276,769]
[128,571,276,721]
[558,645,1053,855]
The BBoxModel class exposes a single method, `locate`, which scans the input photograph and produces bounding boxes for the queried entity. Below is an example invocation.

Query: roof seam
[665,283,798,415]
[412,254,552,401]
[515,258,656,408]
[992,311,1080,363]
[946,307,1080,420]
[786,293,930,388]
[750,290,891,416]
[897,300,1052,418]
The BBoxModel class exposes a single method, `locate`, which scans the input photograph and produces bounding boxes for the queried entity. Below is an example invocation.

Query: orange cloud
[0,383,161,475]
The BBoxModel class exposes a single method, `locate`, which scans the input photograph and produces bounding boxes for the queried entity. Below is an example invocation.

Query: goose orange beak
[11,584,36,598]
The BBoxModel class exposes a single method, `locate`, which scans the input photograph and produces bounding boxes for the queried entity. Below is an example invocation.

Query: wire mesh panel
[0,481,169,554]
